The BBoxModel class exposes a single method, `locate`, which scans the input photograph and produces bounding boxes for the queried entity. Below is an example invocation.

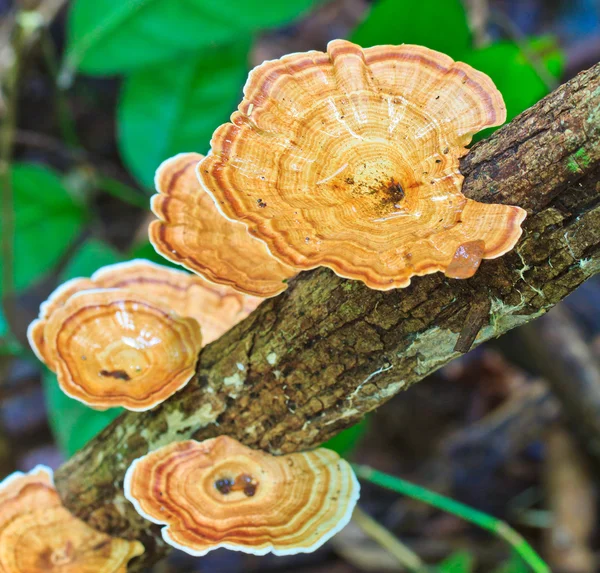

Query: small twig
[454,296,491,353]
[353,464,550,573]
[0,15,27,334]
[352,506,429,573]
[543,425,596,573]
[39,29,80,148]
[519,306,600,469]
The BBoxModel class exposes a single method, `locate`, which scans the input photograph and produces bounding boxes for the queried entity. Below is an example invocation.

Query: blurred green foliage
[1,164,86,296]
[118,39,251,186]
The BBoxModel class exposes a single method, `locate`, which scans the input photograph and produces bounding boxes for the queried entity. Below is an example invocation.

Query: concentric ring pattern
[199,39,526,289]
[150,153,296,297]
[125,436,360,556]
[43,288,202,411]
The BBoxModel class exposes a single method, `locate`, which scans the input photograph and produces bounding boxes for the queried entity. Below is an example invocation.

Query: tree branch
[55,62,600,569]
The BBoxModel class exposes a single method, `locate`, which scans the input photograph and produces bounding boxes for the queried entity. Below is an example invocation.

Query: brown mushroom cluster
[28,259,261,411]
[149,39,525,294]
[0,466,143,571]
[124,436,359,556]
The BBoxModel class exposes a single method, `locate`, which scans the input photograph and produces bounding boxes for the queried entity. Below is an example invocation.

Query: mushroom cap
[0,467,143,572]
[149,152,296,297]
[124,436,359,556]
[199,39,526,290]
[43,288,203,411]
[91,259,261,345]
[27,278,95,367]
[0,465,54,505]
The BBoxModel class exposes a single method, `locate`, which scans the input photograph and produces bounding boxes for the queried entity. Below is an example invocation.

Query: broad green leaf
[0,164,86,296]
[438,550,474,573]
[464,40,563,126]
[323,417,369,456]
[351,0,471,60]
[118,40,250,188]
[43,369,122,456]
[42,238,123,456]
[61,238,123,279]
[65,0,321,75]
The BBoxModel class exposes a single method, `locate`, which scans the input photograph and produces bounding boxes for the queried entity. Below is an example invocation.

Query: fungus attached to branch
[42,288,202,411]
[149,152,296,297]
[91,259,261,345]
[124,436,360,556]
[28,259,258,369]
[0,466,143,571]
[199,39,526,290]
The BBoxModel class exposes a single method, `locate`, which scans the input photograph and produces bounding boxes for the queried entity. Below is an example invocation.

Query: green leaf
[438,550,474,573]
[43,369,123,457]
[492,552,530,573]
[61,238,123,280]
[65,0,321,75]
[118,40,250,188]
[0,164,86,296]
[322,417,369,456]
[351,0,471,60]
[464,39,563,125]
[42,238,123,456]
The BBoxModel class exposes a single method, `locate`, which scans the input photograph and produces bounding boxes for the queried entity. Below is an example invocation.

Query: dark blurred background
[1,0,600,571]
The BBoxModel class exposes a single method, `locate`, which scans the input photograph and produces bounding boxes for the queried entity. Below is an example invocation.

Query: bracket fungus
[42,288,202,411]
[149,152,296,297]
[0,466,143,571]
[199,39,526,289]
[124,436,360,556]
[28,259,259,364]
[90,259,260,345]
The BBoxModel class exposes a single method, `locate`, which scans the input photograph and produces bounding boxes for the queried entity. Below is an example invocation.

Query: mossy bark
[55,62,600,569]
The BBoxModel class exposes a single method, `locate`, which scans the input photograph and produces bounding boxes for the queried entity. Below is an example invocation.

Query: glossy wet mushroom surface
[199,39,526,289]
[43,288,202,411]
[124,436,360,556]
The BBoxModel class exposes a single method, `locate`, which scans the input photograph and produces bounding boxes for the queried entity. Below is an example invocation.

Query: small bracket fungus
[27,277,95,367]
[124,436,360,556]
[28,259,259,363]
[42,288,202,411]
[0,466,143,571]
[149,152,296,297]
[199,39,526,289]
[91,259,260,345]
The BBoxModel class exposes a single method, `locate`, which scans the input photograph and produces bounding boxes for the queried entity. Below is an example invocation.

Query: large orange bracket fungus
[124,436,360,556]
[199,39,526,290]
[0,466,143,571]
[150,153,296,297]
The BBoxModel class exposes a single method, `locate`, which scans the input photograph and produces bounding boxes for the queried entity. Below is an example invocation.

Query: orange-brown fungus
[27,277,95,367]
[91,260,261,345]
[149,152,296,297]
[0,466,143,571]
[124,436,360,556]
[199,39,526,289]
[43,288,202,411]
[28,259,259,371]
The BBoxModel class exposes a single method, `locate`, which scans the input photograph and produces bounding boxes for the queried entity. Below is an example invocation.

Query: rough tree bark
[55,62,600,569]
